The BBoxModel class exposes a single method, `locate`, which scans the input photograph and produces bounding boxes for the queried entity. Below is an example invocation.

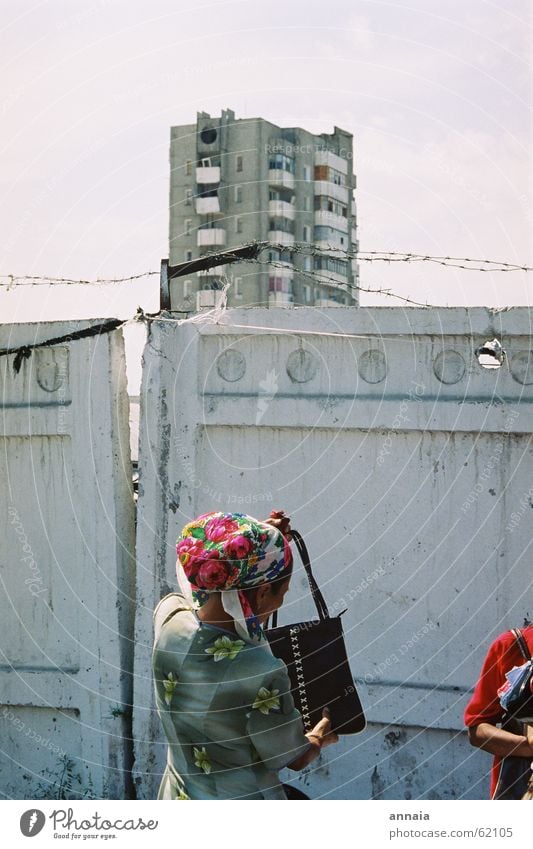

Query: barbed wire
[0,243,530,310]
[238,254,434,307]
[0,271,160,287]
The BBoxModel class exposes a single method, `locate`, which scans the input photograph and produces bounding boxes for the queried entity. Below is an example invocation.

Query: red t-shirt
[464,626,533,798]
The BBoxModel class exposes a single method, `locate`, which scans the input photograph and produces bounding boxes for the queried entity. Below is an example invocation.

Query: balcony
[314,240,346,254]
[314,150,348,175]
[268,292,293,306]
[268,230,295,246]
[314,210,348,233]
[268,169,295,190]
[314,297,344,307]
[314,268,348,286]
[197,265,225,277]
[197,228,226,247]
[195,196,220,214]
[196,166,220,184]
[314,181,349,204]
[268,199,296,220]
[268,261,293,278]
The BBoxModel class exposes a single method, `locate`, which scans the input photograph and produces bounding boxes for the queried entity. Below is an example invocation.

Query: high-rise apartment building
[167,108,359,310]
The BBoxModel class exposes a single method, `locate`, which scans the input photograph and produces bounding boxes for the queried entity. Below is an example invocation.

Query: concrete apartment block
[168,108,359,311]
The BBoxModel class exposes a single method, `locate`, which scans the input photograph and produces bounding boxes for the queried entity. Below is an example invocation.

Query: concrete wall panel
[0,322,135,800]
[133,307,532,800]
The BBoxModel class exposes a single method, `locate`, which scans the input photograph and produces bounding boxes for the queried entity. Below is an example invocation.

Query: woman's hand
[287,709,339,771]
[264,509,293,541]
[306,708,339,750]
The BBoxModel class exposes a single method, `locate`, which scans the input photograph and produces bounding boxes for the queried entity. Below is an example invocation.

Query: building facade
[168,108,359,310]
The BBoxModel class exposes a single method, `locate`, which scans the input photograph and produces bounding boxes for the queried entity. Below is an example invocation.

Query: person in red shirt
[464,625,533,799]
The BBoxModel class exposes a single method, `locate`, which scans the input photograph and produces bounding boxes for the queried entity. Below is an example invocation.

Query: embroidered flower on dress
[163,672,178,706]
[204,635,246,662]
[252,686,281,715]
[193,746,212,774]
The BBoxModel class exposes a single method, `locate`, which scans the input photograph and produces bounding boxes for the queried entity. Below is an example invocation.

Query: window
[236,155,243,172]
[185,250,193,262]
[268,153,295,173]
[185,160,192,176]
[234,277,243,299]
[303,225,311,242]
[303,196,310,211]
[183,280,191,298]
[185,219,191,235]
[304,285,312,303]
[235,186,242,203]
[185,188,192,205]
[303,256,312,272]
[314,196,348,218]
[268,218,295,234]
[268,277,291,293]
[235,216,243,234]
[303,165,311,182]
[314,256,348,277]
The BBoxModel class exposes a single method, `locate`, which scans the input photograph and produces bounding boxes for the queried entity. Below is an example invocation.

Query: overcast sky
[0,0,531,336]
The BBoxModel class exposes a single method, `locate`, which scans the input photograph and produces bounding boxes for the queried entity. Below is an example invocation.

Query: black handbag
[265,530,365,735]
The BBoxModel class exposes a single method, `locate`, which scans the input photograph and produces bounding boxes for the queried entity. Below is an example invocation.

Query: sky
[0,0,531,375]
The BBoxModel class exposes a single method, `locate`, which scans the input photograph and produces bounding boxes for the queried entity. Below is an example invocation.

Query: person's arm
[287,709,339,771]
[468,722,533,759]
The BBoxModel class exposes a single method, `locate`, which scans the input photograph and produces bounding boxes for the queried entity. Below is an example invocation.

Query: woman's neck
[196,594,239,635]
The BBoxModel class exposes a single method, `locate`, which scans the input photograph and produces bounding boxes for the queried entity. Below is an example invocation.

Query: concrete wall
[0,322,135,799]
[133,306,532,800]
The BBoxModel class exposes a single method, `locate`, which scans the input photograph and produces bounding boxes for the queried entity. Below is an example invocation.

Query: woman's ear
[253,583,272,613]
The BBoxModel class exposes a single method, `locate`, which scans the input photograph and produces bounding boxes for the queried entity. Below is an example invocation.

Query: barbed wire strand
[0,244,530,290]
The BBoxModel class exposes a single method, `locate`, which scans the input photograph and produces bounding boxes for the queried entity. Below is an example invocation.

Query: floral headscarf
[176,511,292,644]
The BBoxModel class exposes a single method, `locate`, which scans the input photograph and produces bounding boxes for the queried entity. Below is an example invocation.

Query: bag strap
[511,628,532,662]
[270,529,329,629]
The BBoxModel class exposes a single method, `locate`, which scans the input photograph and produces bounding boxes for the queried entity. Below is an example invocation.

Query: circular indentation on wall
[358,349,387,384]
[36,348,66,392]
[510,350,533,384]
[433,350,466,384]
[216,349,246,382]
[286,349,319,383]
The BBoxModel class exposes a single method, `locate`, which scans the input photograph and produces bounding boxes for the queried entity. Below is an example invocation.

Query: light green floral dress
[152,593,311,800]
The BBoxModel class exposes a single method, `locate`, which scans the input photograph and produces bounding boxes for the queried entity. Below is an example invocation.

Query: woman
[465,625,533,799]
[152,510,338,800]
